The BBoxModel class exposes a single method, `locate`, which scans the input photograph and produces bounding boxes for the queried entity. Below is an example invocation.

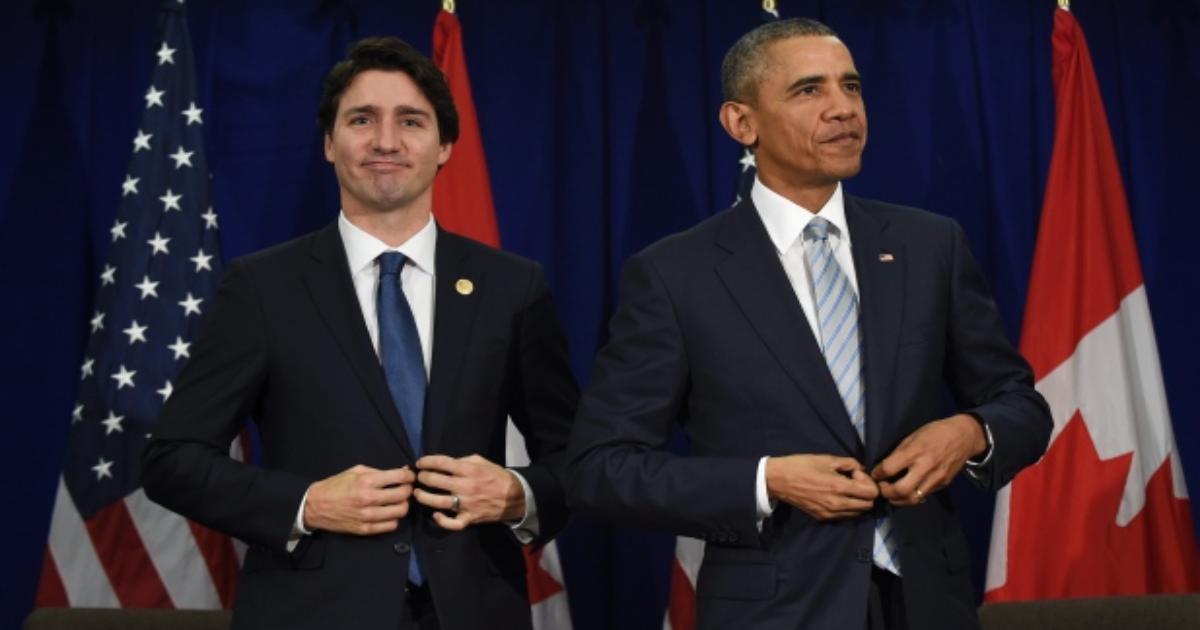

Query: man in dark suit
[142,37,578,630]
[567,18,1051,630]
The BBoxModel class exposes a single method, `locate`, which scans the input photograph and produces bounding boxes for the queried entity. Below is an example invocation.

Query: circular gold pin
[456,279,474,295]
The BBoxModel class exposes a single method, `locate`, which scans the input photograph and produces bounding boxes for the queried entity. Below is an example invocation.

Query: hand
[765,454,879,520]
[414,454,525,531]
[303,465,415,535]
[871,414,987,506]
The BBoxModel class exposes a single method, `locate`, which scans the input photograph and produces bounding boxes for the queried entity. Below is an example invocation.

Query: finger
[361,467,416,489]
[360,502,409,523]
[431,510,468,531]
[829,457,868,475]
[845,470,881,500]
[371,484,413,506]
[876,481,903,502]
[871,453,911,482]
[412,488,459,512]
[416,469,459,492]
[415,454,461,474]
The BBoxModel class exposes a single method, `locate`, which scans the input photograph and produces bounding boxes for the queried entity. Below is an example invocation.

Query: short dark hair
[317,37,459,144]
[721,18,839,104]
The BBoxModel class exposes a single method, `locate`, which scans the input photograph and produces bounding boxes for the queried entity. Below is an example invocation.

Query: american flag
[665,3,778,627]
[36,0,242,609]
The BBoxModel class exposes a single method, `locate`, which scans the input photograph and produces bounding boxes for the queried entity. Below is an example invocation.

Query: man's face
[324,69,451,215]
[743,36,867,193]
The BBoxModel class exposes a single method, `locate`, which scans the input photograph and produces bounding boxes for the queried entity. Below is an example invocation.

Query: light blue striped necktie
[803,217,901,575]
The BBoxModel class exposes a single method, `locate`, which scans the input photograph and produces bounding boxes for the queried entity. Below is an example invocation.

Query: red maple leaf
[990,411,1200,601]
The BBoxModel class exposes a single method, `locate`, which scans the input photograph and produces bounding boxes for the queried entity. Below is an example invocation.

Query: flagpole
[443,0,455,13]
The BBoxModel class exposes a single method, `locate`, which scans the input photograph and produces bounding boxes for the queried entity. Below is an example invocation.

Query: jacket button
[394,542,411,555]
[856,548,870,563]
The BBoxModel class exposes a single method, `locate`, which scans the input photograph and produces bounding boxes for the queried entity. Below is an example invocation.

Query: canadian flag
[432,9,573,627]
[985,6,1200,600]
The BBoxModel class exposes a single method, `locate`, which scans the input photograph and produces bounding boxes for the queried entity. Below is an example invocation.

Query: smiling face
[721,35,866,208]
[324,69,451,218]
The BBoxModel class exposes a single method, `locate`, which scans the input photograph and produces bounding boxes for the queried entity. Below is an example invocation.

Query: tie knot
[379,251,408,276]
[804,216,834,242]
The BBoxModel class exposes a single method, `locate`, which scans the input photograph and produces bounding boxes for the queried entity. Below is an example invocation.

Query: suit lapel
[844,196,907,463]
[424,229,483,455]
[302,223,417,459]
[714,201,861,454]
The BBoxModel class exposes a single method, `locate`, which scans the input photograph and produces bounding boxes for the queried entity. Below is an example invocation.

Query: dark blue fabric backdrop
[2,0,1198,627]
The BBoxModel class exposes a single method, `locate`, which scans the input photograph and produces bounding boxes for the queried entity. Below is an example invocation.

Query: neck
[342,204,431,248]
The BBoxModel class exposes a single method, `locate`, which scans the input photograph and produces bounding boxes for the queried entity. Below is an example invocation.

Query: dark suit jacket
[143,222,579,630]
[568,196,1051,630]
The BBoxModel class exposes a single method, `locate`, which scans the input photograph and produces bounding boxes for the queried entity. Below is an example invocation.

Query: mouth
[362,160,411,171]
[819,129,862,145]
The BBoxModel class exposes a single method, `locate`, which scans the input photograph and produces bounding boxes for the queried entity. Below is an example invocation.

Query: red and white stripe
[664,536,704,630]
[38,435,245,609]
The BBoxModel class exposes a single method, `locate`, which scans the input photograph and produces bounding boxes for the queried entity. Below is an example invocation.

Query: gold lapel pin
[456,279,474,295]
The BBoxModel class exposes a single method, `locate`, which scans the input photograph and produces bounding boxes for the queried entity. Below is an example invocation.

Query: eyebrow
[784,71,862,94]
[342,104,433,119]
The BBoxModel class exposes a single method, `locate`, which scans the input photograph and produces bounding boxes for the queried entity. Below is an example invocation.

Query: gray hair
[721,18,839,104]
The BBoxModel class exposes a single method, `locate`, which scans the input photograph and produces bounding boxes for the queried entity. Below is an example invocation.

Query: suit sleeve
[505,263,581,547]
[141,259,311,551]
[567,253,762,546]
[943,220,1052,490]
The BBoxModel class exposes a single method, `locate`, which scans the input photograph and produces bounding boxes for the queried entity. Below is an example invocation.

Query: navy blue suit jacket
[568,196,1051,629]
[143,222,579,630]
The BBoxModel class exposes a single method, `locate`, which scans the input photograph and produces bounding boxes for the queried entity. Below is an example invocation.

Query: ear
[438,142,452,166]
[323,133,334,164]
[719,101,758,148]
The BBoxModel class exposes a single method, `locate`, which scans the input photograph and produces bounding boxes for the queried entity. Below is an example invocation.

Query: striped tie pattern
[803,217,901,575]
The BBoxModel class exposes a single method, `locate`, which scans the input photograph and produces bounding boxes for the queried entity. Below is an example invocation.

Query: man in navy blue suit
[568,18,1051,630]
[144,38,578,630]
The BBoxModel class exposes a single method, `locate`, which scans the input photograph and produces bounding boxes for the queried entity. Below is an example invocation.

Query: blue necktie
[376,251,426,583]
[804,217,901,575]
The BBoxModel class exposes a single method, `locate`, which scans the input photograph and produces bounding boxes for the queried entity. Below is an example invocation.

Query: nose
[373,121,398,152]
[824,91,858,121]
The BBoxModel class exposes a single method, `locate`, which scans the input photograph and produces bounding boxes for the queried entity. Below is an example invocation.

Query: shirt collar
[751,179,850,254]
[338,212,438,276]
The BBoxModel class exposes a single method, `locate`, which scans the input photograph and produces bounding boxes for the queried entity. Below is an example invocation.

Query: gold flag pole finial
[443,0,455,13]
[1058,0,1070,10]
[763,0,776,13]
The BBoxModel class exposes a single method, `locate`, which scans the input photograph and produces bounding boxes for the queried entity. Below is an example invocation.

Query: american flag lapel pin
[879,252,895,262]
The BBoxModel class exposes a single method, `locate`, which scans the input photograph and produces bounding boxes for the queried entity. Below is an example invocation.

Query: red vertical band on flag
[985,8,1200,601]
[432,9,500,248]
[1019,8,1142,381]
[432,10,571,628]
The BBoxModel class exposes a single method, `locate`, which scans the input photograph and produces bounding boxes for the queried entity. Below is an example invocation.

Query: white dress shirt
[748,179,991,521]
[290,213,538,547]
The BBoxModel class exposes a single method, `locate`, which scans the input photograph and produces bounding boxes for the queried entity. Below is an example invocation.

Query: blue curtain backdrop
[2,0,1198,626]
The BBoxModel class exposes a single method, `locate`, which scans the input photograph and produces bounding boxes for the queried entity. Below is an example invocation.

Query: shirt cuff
[505,469,539,544]
[755,456,776,530]
[964,418,995,480]
[288,488,313,552]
